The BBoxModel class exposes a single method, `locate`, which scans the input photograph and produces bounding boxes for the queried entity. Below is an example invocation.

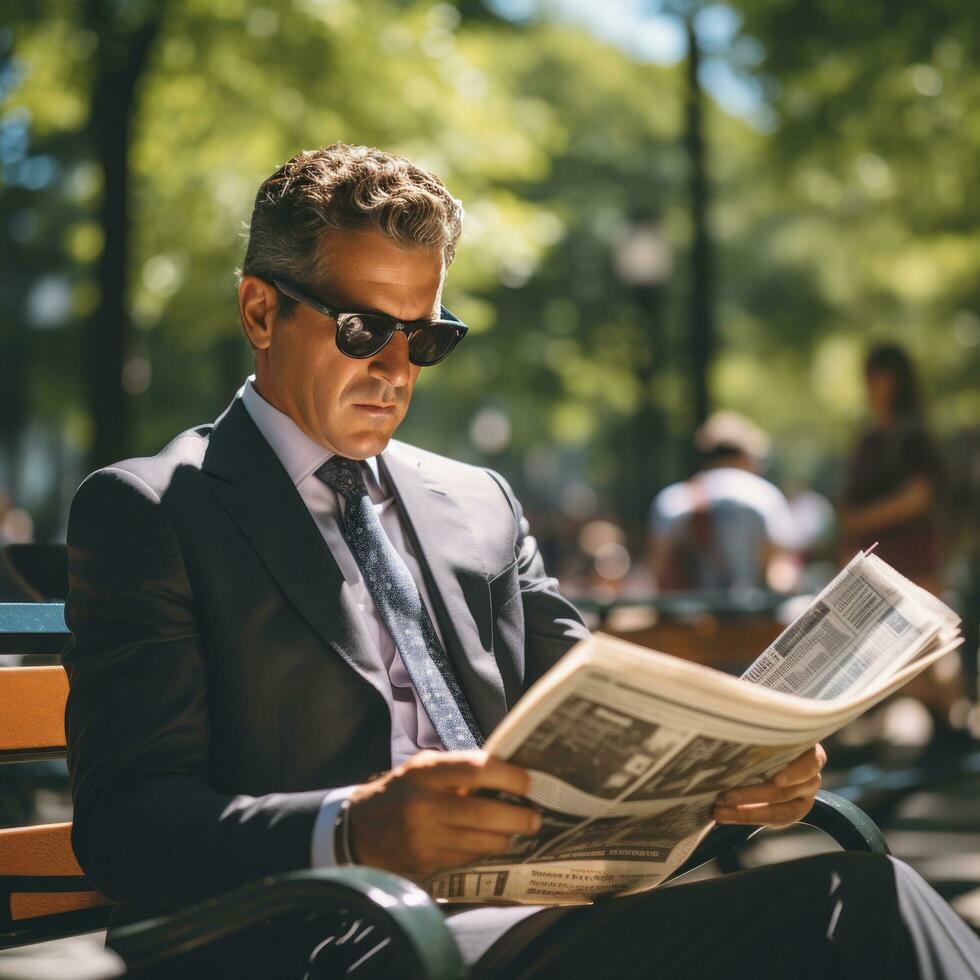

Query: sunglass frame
[271,278,468,366]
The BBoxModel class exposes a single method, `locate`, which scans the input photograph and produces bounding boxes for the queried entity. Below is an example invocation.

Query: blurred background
[1,0,979,960]
[1,0,979,583]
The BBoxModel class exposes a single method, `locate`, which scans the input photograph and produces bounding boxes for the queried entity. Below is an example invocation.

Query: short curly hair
[240,143,464,315]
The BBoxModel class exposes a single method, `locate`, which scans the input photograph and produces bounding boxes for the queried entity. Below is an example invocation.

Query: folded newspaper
[428,550,962,905]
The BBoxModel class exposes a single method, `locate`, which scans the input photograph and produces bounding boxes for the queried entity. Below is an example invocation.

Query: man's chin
[335,428,397,461]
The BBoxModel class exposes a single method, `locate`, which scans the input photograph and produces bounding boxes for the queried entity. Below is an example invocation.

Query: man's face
[240,228,444,460]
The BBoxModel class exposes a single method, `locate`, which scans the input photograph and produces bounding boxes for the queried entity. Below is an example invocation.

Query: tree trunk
[684,17,715,447]
[83,2,163,470]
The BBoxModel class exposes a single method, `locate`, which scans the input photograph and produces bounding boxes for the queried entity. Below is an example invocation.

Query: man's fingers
[351,751,541,878]
[713,796,815,828]
[419,827,528,875]
[772,744,827,787]
[442,793,542,836]
[714,757,823,827]
[718,775,821,807]
[406,750,532,797]
[437,827,519,857]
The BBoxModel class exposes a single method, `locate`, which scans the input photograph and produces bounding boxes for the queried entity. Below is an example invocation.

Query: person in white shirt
[650,411,800,592]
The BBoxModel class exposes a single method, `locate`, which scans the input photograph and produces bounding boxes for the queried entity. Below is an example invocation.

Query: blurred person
[0,488,38,602]
[840,344,946,593]
[649,411,800,593]
[785,479,835,559]
[943,427,980,715]
[840,344,969,745]
[0,488,34,547]
[785,479,839,594]
[0,490,9,547]
[61,145,979,978]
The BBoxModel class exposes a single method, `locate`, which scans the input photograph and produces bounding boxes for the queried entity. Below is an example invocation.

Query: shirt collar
[240,376,382,489]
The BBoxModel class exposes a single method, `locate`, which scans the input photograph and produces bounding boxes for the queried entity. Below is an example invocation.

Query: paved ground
[0,933,119,979]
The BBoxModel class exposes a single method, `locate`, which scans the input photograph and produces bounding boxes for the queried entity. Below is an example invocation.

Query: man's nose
[369,330,411,388]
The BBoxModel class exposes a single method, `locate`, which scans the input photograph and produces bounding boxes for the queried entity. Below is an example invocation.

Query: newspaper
[428,551,962,904]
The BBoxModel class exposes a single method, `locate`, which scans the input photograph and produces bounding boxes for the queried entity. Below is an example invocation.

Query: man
[64,143,980,978]
[649,410,799,592]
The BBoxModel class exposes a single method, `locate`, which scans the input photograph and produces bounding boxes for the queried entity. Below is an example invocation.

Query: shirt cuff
[311,786,358,868]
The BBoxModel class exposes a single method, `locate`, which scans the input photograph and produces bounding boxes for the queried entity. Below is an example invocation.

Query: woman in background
[840,344,969,746]
[840,344,945,593]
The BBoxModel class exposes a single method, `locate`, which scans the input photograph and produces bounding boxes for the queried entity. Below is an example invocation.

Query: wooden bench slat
[10,891,109,921]
[0,667,68,754]
[607,618,784,669]
[0,823,81,877]
[0,824,109,928]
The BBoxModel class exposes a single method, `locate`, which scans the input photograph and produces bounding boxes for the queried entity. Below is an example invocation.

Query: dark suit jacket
[63,391,587,914]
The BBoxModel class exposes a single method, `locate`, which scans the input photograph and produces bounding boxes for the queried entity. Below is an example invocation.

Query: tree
[7,0,975,549]
[82,0,165,468]
[729,0,980,440]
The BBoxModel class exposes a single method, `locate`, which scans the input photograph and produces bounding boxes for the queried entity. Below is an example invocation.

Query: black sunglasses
[271,278,468,367]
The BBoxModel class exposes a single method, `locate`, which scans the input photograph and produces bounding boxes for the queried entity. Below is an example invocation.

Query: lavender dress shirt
[240,377,445,867]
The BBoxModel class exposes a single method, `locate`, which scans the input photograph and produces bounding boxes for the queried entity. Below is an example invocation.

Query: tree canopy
[2,0,977,541]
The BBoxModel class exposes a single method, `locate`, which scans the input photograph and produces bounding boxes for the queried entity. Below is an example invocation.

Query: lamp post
[614,221,672,541]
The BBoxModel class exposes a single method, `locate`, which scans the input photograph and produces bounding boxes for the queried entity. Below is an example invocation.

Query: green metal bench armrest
[799,789,890,854]
[670,789,888,880]
[107,867,464,979]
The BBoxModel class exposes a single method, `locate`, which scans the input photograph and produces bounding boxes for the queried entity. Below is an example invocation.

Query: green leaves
[5,0,977,530]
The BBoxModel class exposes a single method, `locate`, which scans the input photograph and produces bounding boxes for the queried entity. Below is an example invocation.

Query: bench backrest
[2,545,69,601]
[0,602,112,949]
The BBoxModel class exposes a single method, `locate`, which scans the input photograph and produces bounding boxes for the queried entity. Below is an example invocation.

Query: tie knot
[315,456,367,501]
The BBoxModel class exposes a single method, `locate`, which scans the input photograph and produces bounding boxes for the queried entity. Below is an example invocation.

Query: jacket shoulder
[385,439,521,523]
[74,423,214,504]
[386,439,499,486]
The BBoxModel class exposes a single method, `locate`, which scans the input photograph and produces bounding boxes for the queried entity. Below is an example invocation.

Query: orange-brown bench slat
[0,822,109,923]
[10,891,109,921]
[0,823,81,877]
[0,666,68,754]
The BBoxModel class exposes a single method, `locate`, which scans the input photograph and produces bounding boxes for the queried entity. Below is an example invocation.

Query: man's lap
[445,900,565,970]
[460,852,977,980]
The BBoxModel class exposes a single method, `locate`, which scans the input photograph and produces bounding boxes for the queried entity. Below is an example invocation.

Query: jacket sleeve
[63,467,327,910]
[485,469,590,685]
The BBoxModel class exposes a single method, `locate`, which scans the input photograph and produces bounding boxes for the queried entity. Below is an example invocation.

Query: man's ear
[238,276,279,350]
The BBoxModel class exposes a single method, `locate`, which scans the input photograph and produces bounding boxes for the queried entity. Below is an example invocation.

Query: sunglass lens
[409,326,458,366]
[337,314,392,357]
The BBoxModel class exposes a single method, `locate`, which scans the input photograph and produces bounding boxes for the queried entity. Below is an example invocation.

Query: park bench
[0,600,888,977]
[573,589,794,672]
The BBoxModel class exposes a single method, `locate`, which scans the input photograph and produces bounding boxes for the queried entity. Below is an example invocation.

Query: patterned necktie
[315,456,482,750]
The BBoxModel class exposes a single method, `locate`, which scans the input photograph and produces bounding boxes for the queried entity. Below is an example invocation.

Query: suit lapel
[202,398,388,701]
[381,444,508,733]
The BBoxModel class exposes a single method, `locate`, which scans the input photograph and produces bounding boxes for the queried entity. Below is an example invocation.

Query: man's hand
[348,750,542,878]
[712,744,827,829]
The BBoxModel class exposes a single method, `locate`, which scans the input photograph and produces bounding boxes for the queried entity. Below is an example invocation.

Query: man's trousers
[450,852,980,979]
